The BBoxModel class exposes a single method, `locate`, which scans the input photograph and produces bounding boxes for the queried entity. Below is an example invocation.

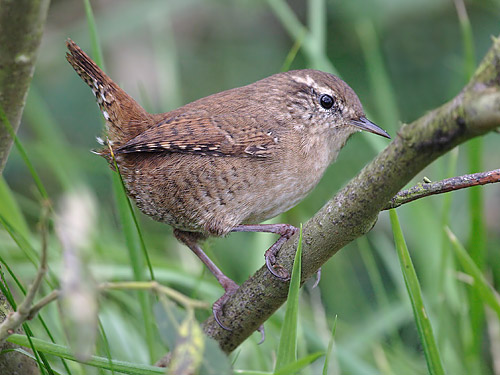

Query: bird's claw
[312,268,321,288]
[265,252,290,280]
[257,324,265,344]
[212,280,239,331]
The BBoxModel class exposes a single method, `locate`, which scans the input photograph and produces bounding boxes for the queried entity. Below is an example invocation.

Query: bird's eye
[319,94,334,109]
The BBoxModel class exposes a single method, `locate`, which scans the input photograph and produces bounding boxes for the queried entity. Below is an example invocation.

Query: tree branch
[202,35,500,353]
[0,2,50,370]
[384,169,500,210]
[0,0,50,173]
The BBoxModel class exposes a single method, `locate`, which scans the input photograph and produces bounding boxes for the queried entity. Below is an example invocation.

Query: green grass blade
[455,0,476,79]
[0,212,61,290]
[0,213,40,269]
[273,352,324,375]
[22,327,54,375]
[307,0,326,60]
[24,87,82,190]
[437,147,459,294]
[0,262,19,309]
[275,225,302,372]
[465,135,484,370]
[280,33,305,72]
[81,0,155,281]
[7,334,164,375]
[322,315,337,375]
[266,0,306,43]
[0,254,72,374]
[389,210,445,375]
[111,172,156,361]
[236,352,324,375]
[0,269,51,373]
[435,148,460,354]
[3,349,63,375]
[356,19,400,133]
[0,104,48,200]
[98,320,116,375]
[266,0,336,73]
[112,168,155,280]
[358,237,391,309]
[446,228,500,320]
[0,176,30,239]
[455,2,485,367]
[83,0,105,69]
[82,0,157,361]
[150,18,182,112]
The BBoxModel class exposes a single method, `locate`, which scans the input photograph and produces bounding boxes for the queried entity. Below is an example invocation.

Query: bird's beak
[350,117,391,139]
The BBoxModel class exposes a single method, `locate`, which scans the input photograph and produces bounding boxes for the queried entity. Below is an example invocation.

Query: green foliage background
[1,0,500,374]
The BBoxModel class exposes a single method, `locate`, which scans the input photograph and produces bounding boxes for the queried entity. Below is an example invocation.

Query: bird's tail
[66,39,154,151]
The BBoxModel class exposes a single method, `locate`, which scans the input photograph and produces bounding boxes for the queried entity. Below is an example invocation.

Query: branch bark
[0,0,50,173]
[203,35,500,353]
[0,1,50,373]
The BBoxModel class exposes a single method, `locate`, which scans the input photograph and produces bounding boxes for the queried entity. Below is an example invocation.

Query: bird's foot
[212,276,266,343]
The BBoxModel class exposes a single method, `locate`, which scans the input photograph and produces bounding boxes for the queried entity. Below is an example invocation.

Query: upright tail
[66,39,154,149]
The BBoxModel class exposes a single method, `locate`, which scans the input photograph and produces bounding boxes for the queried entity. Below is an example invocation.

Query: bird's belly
[243,179,314,224]
[118,153,324,236]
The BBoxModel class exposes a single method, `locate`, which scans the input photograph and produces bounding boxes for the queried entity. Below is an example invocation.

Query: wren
[66,39,390,329]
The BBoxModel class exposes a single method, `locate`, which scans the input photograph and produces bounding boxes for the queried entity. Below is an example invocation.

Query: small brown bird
[66,39,390,329]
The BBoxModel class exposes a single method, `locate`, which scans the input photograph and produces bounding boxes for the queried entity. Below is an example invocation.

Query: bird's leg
[231,223,298,280]
[173,229,239,330]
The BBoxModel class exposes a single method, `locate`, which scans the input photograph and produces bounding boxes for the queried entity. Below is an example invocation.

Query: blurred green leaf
[56,189,98,362]
[155,299,232,375]
[168,312,204,375]
[154,299,185,350]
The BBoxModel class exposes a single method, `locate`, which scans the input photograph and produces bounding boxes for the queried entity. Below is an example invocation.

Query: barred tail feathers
[65,39,152,148]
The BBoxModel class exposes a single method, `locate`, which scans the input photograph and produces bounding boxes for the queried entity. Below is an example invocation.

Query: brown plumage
[66,39,390,330]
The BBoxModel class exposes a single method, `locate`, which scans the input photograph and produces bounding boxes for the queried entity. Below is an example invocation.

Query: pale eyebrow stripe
[291,74,332,95]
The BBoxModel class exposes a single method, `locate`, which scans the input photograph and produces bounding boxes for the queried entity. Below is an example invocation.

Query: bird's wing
[116,112,278,158]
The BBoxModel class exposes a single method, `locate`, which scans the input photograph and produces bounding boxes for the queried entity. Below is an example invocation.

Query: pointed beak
[350,117,391,139]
